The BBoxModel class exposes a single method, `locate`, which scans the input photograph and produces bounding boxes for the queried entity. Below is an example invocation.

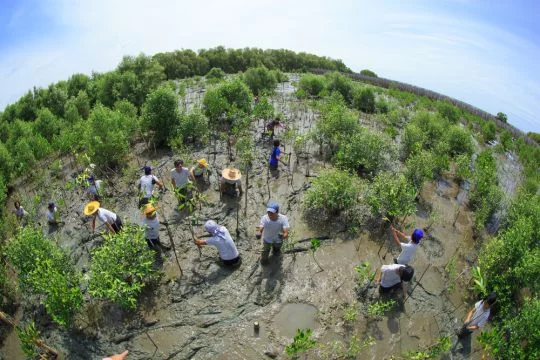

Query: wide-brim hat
[143,204,158,216]
[197,158,208,167]
[84,201,100,216]
[222,168,241,181]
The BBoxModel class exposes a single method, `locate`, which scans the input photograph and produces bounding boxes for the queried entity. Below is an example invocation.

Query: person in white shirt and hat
[84,201,123,234]
[220,167,243,197]
[390,225,423,265]
[193,220,240,267]
[141,204,169,250]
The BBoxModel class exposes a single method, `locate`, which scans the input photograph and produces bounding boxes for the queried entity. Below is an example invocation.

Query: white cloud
[1,0,539,132]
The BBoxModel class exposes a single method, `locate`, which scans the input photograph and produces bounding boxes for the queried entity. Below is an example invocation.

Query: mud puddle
[273,303,319,339]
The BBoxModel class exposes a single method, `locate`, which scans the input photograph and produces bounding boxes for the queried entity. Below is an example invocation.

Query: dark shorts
[379,281,402,294]
[146,237,161,248]
[139,197,150,208]
[111,217,123,233]
[221,256,241,267]
[223,182,238,197]
[269,163,278,170]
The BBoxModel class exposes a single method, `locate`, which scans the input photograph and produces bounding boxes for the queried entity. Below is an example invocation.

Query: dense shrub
[66,73,90,98]
[469,150,502,230]
[142,85,180,147]
[495,112,507,123]
[303,169,361,216]
[34,108,64,141]
[0,142,13,181]
[405,150,437,190]
[89,225,157,309]
[176,109,209,144]
[481,120,497,143]
[242,66,277,95]
[333,128,395,177]
[352,87,376,113]
[445,125,474,156]
[298,74,325,97]
[205,67,226,82]
[325,72,353,103]
[312,93,358,153]
[360,69,377,77]
[368,172,417,220]
[437,101,460,124]
[375,98,390,114]
[203,78,253,126]
[85,104,133,167]
[401,123,426,158]
[4,227,82,326]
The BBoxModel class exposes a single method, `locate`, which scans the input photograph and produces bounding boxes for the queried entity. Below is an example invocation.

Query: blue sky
[1,0,539,132]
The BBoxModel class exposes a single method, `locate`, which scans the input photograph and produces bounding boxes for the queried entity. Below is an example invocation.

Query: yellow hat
[143,204,158,216]
[222,168,241,181]
[84,201,100,216]
[197,158,208,167]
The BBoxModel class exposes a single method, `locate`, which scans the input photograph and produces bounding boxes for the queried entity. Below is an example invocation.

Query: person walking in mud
[46,202,63,226]
[390,225,423,265]
[84,201,123,234]
[171,159,194,202]
[87,175,103,201]
[220,167,243,197]
[193,220,241,267]
[457,293,496,338]
[14,200,29,221]
[190,158,209,183]
[256,201,290,264]
[141,204,170,251]
[137,166,163,208]
[376,263,414,297]
[269,139,281,177]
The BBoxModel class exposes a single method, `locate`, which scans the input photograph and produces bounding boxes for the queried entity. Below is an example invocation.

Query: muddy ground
[1,77,518,359]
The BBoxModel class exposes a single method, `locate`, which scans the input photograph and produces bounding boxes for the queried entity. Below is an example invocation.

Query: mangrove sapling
[236,136,255,217]
[343,301,359,323]
[285,328,317,360]
[367,299,396,319]
[404,335,451,360]
[470,265,488,297]
[154,204,183,278]
[310,238,324,272]
[16,322,59,359]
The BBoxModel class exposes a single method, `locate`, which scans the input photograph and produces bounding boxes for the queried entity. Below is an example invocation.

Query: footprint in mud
[422,235,444,259]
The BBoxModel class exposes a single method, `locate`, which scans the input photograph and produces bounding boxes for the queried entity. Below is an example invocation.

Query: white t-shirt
[97,208,117,225]
[380,264,405,288]
[259,214,290,243]
[138,174,159,197]
[397,239,419,265]
[15,206,28,218]
[469,300,491,328]
[205,227,239,261]
[171,167,190,188]
[142,216,160,239]
[88,180,102,197]
[47,207,58,222]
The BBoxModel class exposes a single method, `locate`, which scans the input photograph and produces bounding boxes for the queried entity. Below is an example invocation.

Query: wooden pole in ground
[405,264,431,303]
[157,209,183,277]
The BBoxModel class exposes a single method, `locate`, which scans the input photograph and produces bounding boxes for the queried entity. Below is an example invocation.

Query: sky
[0,0,539,132]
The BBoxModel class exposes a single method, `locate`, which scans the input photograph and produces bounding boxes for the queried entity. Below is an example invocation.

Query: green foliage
[89,225,157,309]
[142,84,180,147]
[203,78,253,126]
[333,127,395,177]
[16,322,40,358]
[34,107,64,141]
[85,103,133,167]
[437,101,460,123]
[4,227,82,326]
[176,108,209,145]
[242,66,278,95]
[67,73,90,98]
[469,150,502,230]
[352,87,375,113]
[360,69,377,77]
[368,172,417,220]
[205,67,226,83]
[312,93,359,153]
[253,96,274,120]
[404,336,451,359]
[235,136,255,170]
[325,72,353,103]
[303,169,361,216]
[298,74,325,97]
[454,153,472,183]
[481,120,497,143]
[354,262,375,285]
[499,130,514,151]
[368,299,395,317]
[310,238,321,252]
[375,98,390,114]
[343,302,358,322]
[285,328,317,359]
[405,150,437,190]
[445,125,474,156]
[495,112,507,123]
[471,266,488,297]
[402,123,427,158]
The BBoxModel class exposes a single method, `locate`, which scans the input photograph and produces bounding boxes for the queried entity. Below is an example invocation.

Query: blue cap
[144,166,152,175]
[267,201,279,213]
[412,229,424,243]
[88,175,95,182]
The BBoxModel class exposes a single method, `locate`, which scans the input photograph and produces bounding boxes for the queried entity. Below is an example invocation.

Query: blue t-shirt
[269,147,281,166]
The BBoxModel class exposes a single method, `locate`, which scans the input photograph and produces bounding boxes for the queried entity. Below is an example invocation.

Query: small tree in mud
[4,227,83,327]
[368,172,417,223]
[367,299,396,319]
[404,335,451,360]
[16,322,59,359]
[285,328,317,360]
[236,136,255,216]
[242,66,277,96]
[309,238,324,272]
[89,225,157,309]
[304,169,361,217]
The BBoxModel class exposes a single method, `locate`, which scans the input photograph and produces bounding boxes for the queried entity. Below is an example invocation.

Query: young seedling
[310,238,324,272]
[285,328,317,360]
[368,299,396,318]
[471,266,488,297]
[343,302,358,323]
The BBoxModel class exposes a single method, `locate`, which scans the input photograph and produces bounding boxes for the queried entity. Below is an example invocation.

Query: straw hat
[84,201,100,216]
[222,168,242,181]
[143,204,158,216]
[197,158,208,167]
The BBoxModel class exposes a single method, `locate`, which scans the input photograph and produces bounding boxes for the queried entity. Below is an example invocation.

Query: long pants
[261,241,282,260]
